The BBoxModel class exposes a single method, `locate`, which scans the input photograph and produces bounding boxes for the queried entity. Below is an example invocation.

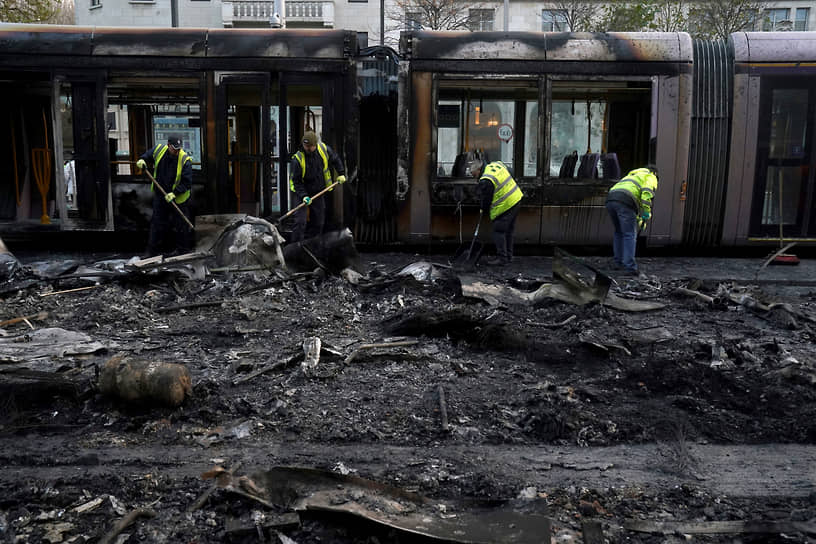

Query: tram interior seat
[577,152,601,179]
[601,153,621,180]
[559,151,579,178]
[451,153,469,177]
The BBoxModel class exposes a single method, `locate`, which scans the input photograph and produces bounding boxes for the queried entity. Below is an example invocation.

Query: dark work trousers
[605,199,638,273]
[291,195,326,243]
[491,203,520,262]
[147,194,194,256]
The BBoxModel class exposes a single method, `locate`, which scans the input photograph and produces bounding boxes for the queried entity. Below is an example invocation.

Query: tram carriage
[1,24,815,252]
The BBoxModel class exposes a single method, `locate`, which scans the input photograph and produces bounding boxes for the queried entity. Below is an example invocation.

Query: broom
[769,169,799,265]
[31,109,52,225]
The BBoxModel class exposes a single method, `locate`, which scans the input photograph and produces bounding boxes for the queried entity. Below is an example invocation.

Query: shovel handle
[465,210,483,260]
[142,169,195,231]
[277,180,340,223]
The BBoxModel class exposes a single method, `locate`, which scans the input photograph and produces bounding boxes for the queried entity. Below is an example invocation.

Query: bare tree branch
[386,0,477,36]
[547,1,601,32]
[688,0,765,40]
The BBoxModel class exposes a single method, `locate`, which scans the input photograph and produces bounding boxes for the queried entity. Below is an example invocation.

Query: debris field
[1,225,815,543]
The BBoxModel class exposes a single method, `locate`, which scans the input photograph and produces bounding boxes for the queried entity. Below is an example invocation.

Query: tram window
[550,81,651,181]
[524,101,538,177]
[436,79,539,179]
[550,100,605,178]
[153,111,202,171]
[436,98,515,177]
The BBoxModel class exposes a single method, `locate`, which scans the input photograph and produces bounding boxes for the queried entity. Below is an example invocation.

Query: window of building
[542,9,568,32]
[763,8,791,31]
[406,11,423,30]
[795,8,809,31]
[107,111,116,131]
[356,32,368,49]
[468,9,494,31]
[90,0,101,7]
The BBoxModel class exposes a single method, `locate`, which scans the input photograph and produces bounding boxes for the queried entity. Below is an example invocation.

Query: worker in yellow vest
[136,136,194,257]
[474,159,524,266]
[605,165,659,276]
[289,131,346,242]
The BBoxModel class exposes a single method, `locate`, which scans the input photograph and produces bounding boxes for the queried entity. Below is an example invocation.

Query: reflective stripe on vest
[609,168,657,212]
[289,142,332,192]
[152,144,192,204]
[481,161,523,220]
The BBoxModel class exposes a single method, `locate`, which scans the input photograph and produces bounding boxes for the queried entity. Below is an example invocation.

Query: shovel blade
[451,240,484,270]
[552,247,612,301]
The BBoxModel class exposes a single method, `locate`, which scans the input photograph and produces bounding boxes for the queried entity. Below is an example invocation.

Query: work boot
[486,256,508,266]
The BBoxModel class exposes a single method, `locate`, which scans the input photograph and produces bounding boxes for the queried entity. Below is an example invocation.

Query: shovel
[552,247,612,301]
[451,210,483,270]
[276,179,340,225]
[142,169,195,231]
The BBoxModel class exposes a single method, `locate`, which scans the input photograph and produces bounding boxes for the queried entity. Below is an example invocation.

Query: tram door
[280,80,330,217]
[751,78,816,238]
[215,74,274,216]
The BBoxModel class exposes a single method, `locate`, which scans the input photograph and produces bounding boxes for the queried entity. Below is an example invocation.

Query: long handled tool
[142,169,195,231]
[464,210,483,262]
[768,169,799,265]
[31,109,52,225]
[451,210,483,270]
[277,180,340,224]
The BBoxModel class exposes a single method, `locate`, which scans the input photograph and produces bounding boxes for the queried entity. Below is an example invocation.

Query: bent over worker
[605,165,659,276]
[136,136,194,257]
[288,131,346,242]
[475,159,524,266]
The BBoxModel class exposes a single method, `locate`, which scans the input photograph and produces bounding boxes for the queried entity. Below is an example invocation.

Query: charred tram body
[0,26,815,251]
[398,30,816,249]
[0,25,359,238]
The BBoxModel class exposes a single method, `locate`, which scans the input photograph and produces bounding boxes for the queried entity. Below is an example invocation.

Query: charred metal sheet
[546,32,692,62]
[403,30,549,61]
[402,31,692,63]
[0,24,356,61]
[0,23,93,56]
[206,29,356,59]
[90,27,208,57]
[732,32,816,63]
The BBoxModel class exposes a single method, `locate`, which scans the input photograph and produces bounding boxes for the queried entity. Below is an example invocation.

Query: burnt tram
[1,25,815,253]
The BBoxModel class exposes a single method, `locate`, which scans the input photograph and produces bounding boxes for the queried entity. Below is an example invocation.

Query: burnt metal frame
[0,26,358,232]
[214,72,272,216]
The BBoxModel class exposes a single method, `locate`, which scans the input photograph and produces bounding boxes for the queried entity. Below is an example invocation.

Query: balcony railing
[222,1,334,27]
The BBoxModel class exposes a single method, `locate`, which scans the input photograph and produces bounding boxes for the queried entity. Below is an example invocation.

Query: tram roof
[400,31,693,63]
[731,32,816,63]
[0,24,356,59]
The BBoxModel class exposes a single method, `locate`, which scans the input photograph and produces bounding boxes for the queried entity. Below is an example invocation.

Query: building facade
[75,0,816,37]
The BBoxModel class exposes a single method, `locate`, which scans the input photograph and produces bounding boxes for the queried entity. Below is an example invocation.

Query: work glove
[640,211,651,222]
[302,196,311,205]
[336,175,347,184]
[165,192,176,203]
[637,217,646,231]
[136,159,146,170]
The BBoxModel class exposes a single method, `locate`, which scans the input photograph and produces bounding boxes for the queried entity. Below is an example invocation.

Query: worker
[605,165,659,276]
[474,158,524,266]
[136,136,194,257]
[288,131,346,242]
[63,158,76,209]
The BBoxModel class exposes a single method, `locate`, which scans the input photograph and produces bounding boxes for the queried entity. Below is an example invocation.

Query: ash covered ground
[1,239,816,543]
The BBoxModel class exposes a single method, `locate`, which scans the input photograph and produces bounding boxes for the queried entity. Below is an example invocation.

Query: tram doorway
[751,77,816,239]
